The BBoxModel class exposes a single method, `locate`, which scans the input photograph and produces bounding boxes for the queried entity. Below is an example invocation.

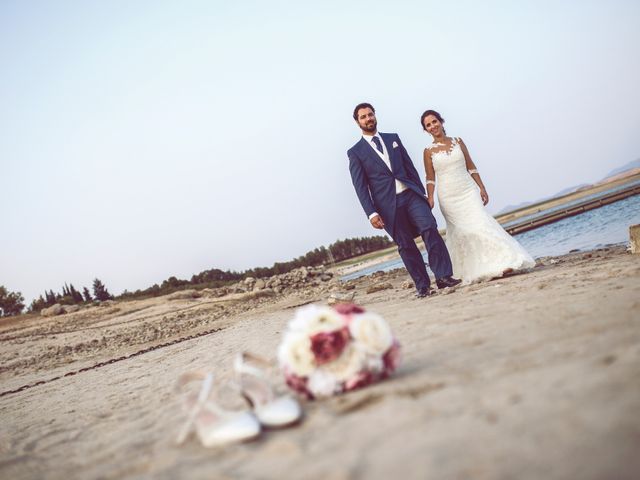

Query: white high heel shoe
[175,371,261,447]
[234,352,302,428]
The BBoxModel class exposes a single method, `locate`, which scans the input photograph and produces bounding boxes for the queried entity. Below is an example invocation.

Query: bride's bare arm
[458,138,489,205]
[423,149,436,208]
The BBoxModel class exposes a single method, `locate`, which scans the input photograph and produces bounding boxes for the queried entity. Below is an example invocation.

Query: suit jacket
[348,132,427,238]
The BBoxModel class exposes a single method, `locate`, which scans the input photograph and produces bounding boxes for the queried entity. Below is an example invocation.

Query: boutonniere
[392,141,399,148]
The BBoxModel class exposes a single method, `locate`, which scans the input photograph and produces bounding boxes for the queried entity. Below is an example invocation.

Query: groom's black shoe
[415,288,431,298]
[436,276,462,289]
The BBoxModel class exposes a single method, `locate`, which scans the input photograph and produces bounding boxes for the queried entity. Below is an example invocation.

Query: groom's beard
[360,119,377,133]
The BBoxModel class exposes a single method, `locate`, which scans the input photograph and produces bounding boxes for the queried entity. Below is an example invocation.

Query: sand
[1,246,639,480]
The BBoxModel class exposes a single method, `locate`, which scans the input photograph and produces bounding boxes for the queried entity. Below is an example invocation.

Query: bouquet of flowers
[277,303,401,399]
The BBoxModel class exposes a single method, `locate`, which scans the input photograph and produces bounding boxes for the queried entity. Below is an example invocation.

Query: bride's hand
[480,189,489,205]
[427,196,434,209]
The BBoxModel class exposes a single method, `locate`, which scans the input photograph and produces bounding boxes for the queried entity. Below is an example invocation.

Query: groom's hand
[370,214,385,229]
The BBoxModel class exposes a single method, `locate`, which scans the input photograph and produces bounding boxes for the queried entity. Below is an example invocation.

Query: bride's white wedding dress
[429,137,535,282]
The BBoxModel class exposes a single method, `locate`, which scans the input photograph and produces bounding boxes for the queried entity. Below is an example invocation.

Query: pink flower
[333,303,366,316]
[344,371,374,391]
[310,327,350,365]
[382,339,402,376]
[285,372,314,400]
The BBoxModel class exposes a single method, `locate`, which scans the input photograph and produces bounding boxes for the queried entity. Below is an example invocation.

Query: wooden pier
[503,183,640,235]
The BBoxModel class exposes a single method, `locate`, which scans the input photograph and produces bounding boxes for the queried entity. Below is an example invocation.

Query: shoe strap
[234,352,272,380]
[234,352,276,405]
[175,372,214,445]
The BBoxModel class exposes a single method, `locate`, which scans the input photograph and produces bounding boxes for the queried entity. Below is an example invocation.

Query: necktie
[371,136,384,154]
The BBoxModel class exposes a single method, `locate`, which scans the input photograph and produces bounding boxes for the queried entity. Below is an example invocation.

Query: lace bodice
[428,137,467,177]
[427,137,477,201]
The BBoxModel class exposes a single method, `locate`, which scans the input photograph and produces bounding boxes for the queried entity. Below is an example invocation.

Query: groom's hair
[353,102,375,120]
[420,109,446,134]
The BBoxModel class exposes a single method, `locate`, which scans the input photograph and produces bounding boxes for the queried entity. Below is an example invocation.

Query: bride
[421,109,535,283]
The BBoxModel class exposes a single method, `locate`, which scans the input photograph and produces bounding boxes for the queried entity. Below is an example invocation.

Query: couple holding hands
[347,103,534,298]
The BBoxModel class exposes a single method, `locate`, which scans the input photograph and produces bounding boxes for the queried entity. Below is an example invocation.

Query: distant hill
[553,183,591,196]
[498,200,535,214]
[602,159,640,180]
[498,183,589,213]
[497,158,639,214]
[595,166,640,186]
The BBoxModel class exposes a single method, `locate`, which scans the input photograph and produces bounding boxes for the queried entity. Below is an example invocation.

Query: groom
[347,103,460,297]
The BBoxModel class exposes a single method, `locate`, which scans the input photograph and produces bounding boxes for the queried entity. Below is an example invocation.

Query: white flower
[307,369,340,398]
[363,353,384,373]
[321,343,367,382]
[288,304,345,335]
[277,331,315,377]
[349,312,393,355]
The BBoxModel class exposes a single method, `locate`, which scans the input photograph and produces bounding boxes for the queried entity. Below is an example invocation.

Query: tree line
[0,279,113,317]
[0,235,392,317]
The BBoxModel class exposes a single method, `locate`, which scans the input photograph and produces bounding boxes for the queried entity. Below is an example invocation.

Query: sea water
[515,193,640,258]
[341,193,640,281]
[501,178,640,229]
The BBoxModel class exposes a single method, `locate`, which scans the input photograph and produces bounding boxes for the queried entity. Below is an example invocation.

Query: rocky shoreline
[0,246,630,384]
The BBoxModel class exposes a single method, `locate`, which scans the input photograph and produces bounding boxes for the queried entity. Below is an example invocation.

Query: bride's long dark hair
[420,109,446,135]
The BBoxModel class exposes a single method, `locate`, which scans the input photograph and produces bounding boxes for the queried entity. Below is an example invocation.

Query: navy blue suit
[348,133,453,291]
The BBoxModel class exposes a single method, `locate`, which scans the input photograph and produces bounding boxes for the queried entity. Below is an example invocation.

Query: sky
[2,0,640,306]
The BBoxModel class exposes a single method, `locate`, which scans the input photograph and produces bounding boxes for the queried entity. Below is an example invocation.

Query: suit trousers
[392,190,453,291]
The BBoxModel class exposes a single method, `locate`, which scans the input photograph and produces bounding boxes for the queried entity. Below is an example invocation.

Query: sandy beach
[1,245,639,480]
